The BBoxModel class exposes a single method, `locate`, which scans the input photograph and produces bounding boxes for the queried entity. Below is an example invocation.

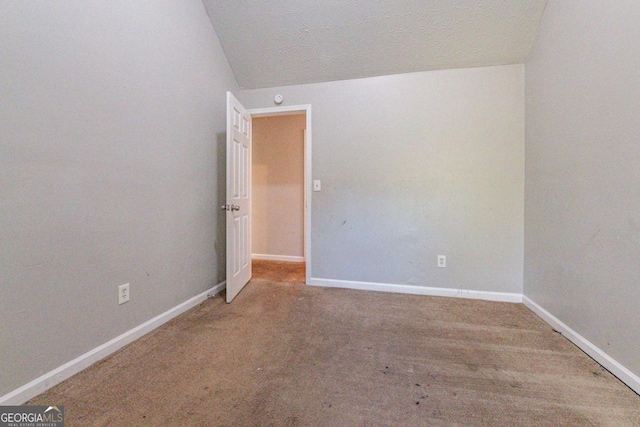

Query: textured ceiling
[202,0,548,89]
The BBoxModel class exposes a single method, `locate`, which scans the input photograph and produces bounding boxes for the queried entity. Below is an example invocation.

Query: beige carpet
[28,262,639,426]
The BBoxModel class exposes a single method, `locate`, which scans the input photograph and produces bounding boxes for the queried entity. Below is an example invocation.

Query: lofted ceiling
[202,0,548,89]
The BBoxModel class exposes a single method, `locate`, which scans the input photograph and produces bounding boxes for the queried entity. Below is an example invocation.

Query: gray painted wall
[0,1,238,396]
[242,65,524,293]
[525,2,640,377]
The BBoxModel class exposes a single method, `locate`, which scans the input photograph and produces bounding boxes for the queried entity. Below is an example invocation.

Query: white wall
[252,115,306,260]
[242,65,524,294]
[525,2,640,381]
[0,1,238,397]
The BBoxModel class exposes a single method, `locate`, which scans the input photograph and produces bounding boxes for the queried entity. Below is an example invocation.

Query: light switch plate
[313,180,321,192]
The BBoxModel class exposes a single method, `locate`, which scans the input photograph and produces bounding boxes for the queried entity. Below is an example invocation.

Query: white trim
[0,281,227,405]
[252,254,305,263]
[308,277,523,303]
[304,111,311,286]
[303,128,308,261]
[248,104,312,286]
[523,296,640,395]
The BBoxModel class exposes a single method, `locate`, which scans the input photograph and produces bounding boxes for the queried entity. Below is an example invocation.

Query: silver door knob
[221,205,229,211]
[231,205,240,211]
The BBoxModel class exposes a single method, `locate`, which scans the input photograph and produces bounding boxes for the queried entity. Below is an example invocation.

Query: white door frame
[248,104,312,285]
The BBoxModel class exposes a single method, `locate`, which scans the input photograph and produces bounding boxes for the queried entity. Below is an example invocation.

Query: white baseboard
[0,281,226,405]
[308,277,523,303]
[252,254,305,263]
[523,296,640,395]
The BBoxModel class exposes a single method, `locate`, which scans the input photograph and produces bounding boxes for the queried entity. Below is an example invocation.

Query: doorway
[248,105,312,285]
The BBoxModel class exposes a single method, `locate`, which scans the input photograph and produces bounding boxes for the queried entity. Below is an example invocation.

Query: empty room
[1,1,638,426]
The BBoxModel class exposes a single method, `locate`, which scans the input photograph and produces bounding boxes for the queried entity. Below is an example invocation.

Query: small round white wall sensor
[274,94,284,105]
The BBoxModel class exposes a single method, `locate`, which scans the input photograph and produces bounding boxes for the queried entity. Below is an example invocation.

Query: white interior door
[225,92,251,302]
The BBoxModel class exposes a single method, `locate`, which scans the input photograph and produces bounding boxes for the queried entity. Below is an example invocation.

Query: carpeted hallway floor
[28,261,639,426]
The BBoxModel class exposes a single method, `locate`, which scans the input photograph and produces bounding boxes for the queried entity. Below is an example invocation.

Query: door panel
[226,92,251,302]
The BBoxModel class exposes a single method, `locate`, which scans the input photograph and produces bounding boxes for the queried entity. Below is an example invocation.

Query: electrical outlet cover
[118,283,130,305]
